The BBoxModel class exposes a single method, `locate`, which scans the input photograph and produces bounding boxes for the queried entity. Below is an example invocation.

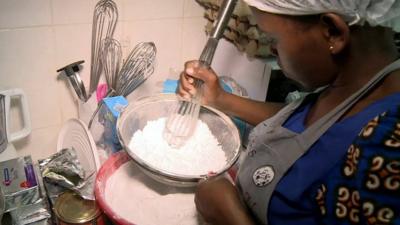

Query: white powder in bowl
[128,117,227,176]
[105,162,207,225]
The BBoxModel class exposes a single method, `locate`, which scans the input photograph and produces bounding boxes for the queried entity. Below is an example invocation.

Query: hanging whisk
[163,0,238,148]
[89,0,118,96]
[115,42,157,96]
[101,38,122,91]
[88,42,157,128]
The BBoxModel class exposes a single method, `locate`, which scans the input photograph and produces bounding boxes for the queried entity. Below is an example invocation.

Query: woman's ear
[319,13,350,54]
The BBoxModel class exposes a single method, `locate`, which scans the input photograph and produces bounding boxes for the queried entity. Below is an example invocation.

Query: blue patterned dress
[268,93,400,225]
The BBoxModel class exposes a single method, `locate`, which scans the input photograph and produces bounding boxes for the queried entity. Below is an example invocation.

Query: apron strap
[262,97,305,128]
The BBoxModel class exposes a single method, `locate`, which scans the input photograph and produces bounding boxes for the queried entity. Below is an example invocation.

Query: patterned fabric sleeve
[315,105,400,225]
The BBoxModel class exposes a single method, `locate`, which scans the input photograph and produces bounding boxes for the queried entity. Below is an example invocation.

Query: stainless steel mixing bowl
[116,94,241,187]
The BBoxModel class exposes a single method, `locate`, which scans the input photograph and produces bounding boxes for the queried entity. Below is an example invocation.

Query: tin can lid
[54,191,101,224]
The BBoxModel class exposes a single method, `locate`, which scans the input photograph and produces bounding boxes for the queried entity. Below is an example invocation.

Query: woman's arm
[195,177,257,225]
[213,91,284,126]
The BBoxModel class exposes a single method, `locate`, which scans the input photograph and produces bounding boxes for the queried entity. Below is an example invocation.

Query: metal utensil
[89,0,118,96]
[87,42,157,128]
[101,38,122,92]
[0,95,7,153]
[116,42,157,96]
[0,186,4,223]
[57,60,89,102]
[164,0,238,147]
[117,94,241,187]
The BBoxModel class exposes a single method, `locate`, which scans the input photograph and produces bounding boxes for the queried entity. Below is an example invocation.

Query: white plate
[57,118,100,174]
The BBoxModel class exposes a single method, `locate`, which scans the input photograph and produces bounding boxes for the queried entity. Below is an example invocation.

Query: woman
[179,0,400,224]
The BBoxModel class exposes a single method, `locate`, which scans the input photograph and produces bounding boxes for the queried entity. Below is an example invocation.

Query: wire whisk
[101,38,122,91]
[116,42,157,96]
[89,0,118,96]
[163,39,216,148]
[88,42,157,128]
[163,0,238,148]
[163,78,204,147]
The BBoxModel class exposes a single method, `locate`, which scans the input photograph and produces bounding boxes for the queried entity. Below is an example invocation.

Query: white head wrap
[243,0,400,32]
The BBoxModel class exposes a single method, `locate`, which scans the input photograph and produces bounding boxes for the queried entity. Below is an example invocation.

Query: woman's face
[253,9,337,89]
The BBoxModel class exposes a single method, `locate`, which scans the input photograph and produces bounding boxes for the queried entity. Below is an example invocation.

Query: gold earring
[329,46,334,51]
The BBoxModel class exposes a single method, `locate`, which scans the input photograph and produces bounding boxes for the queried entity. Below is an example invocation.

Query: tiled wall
[0,0,269,161]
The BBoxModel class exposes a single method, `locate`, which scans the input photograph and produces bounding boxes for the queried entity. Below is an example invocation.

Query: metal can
[54,192,105,225]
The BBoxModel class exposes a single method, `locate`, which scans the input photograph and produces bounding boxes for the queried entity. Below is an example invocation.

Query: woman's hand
[178,60,284,126]
[195,176,256,225]
[177,60,225,107]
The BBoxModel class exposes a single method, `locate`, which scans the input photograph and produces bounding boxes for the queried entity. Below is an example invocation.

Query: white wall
[0,0,269,161]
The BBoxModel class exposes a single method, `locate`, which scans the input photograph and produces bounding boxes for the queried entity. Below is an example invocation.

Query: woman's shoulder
[356,102,400,148]
[314,104,400,224]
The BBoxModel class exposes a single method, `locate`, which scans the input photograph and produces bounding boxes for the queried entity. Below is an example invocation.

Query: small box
[99,96,128,155]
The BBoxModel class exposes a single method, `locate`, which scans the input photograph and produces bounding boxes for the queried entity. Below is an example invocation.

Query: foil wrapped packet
[39,148,85,189]
[0,158,52,225]
[38,148,95,202]
[0,156,40,212]
[9,198,51,225]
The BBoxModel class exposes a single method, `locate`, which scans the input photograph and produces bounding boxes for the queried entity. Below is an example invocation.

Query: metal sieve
[116,94,241,187]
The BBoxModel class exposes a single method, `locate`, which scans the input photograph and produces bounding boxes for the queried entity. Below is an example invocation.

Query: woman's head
[253,10,350,88]
[243,0,400,31]
[244,0,400,89]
